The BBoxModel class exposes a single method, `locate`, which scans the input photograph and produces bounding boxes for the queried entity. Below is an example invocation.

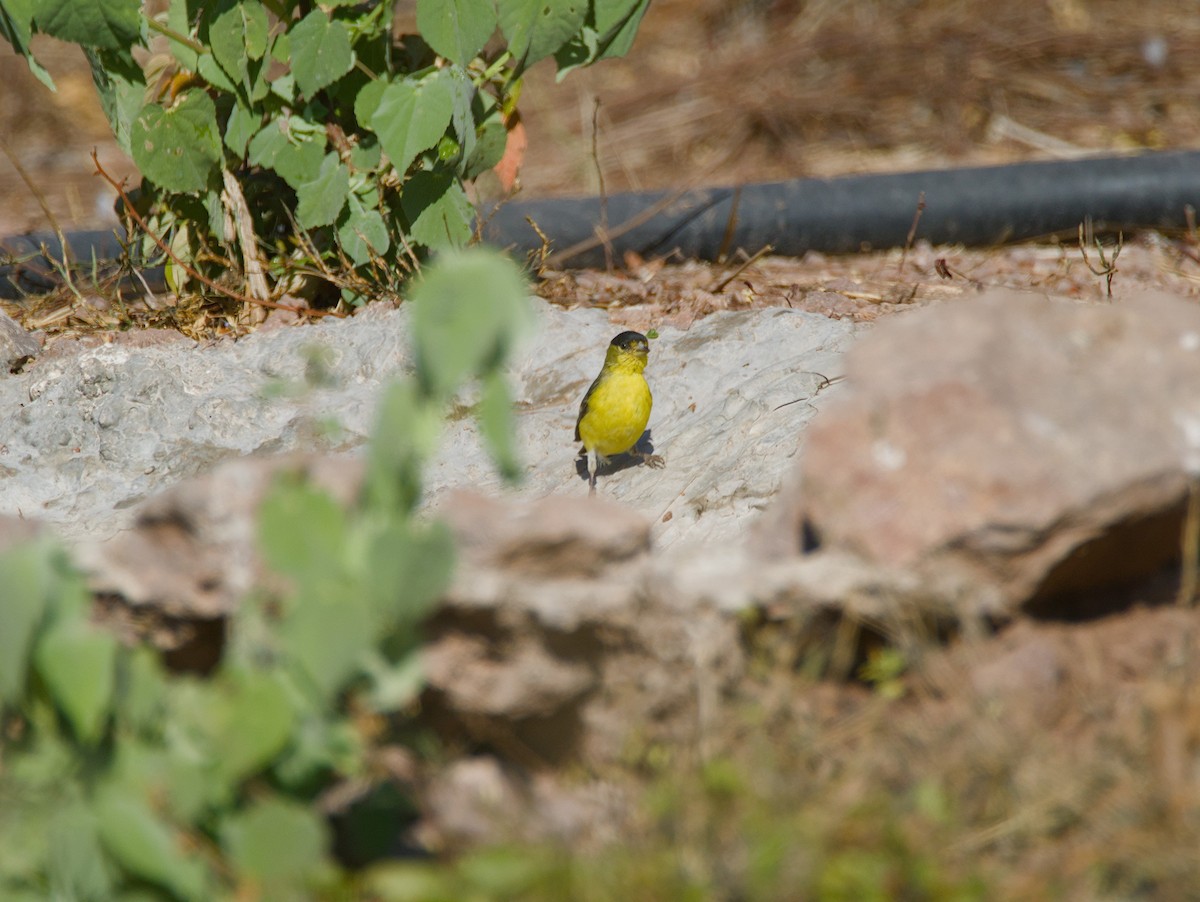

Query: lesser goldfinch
[575,330,665,495]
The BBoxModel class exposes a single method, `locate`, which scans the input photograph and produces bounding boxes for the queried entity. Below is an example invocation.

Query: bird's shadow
[575,430,658,483]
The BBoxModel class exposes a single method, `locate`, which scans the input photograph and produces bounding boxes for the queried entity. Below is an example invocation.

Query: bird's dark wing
[574,374,602,442]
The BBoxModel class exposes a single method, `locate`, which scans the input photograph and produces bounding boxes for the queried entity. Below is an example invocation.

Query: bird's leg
[587,449,599,495]
[635,451,665,470]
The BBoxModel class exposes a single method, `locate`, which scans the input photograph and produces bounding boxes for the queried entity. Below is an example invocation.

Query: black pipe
[482,150,1200,267]
[0,229,130,299]
[4,151,1200,299]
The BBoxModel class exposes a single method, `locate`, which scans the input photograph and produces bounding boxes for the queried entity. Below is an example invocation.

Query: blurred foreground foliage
[0,248,531,899]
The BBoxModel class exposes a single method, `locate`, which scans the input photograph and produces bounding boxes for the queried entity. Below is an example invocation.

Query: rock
[0,310,39,372]
[439,489,651,578]
[418,757,629,851]
[79,453,363,619]
[0,513,42,551]
[0,302,858,555]
[424,490,746,768]
[795,290,1200,618]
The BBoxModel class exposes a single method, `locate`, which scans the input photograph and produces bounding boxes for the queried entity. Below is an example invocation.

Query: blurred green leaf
[281,583,374,702]
[272,713,362,789]
[0,540,56,705]
[365,520,455,627]
[117,645,168,735]
[258,473,348,584]
[222,796,329,888]
[361,649,424,712]
[478,369,521,482]
[34,617,118,745]
[457,846,555,896]
[289,9,354,98]
[409,247,532,401]
[210,667,296,785]
[361,380,443,515]
[48,800,113,901]
[131,91,222,193]
[93,785,208,900]
[364,861,456,901]
[417,0,497,65]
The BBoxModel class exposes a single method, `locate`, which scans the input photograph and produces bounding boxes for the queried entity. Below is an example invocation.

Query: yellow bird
[575,330,665,495]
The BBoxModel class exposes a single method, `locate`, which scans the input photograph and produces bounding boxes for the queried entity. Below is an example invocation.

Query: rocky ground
[6,0,1200,896]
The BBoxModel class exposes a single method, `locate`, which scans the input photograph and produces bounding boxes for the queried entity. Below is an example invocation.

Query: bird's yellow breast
[577,369,653,458]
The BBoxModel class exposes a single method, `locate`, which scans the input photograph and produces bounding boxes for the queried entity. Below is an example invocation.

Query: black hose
[481,150,1200,267]
[4,150,1199,300]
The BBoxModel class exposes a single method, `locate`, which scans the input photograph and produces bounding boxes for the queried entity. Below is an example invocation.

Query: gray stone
[0,302,858,555]
[0,310,39,372]
[795,290,1200,617]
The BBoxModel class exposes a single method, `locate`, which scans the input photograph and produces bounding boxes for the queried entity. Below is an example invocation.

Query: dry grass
[517,0,1200,197]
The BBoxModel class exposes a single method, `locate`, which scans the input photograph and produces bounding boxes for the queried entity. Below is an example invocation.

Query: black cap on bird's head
[610,330,649,352]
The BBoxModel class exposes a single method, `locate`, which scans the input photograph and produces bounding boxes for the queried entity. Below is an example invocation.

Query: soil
[5,1,1200,893]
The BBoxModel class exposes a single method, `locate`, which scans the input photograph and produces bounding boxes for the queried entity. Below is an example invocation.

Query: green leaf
[497,0,587,69]
[361,381,443,515]
[222,797,329,887]
[409,247,532,401]
[93,784,208,900]
[361,647,426,712]
[354,78,387,127]
[224,103,260,157]
[34,617,119,745]
[196,50,237,93]
[365,520,455,626]
[117,645,168,735]
[296,151,351,228]
[258,473,348,583]
[166,0,198,70]
[210,668,295,785]
[369,71,456,177]
[289,9,355,98]
[338,198,390,266]
[210,1,269,86]
[595,0,650,57]
[33,0,141,52]
[445,66,477,166]
[282,581,374,701]
[0,0,55,89]
[417,0,497,65]
[84,47,146,155]
[464,107,508,180]
[364,862,456,901]
[402,171,474,250]
[478,369,521,481]
[247,119,326,189]
[131,91,222,193]
[273,713,362,789]
[0,539,57,705]
[48,801,113,902]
